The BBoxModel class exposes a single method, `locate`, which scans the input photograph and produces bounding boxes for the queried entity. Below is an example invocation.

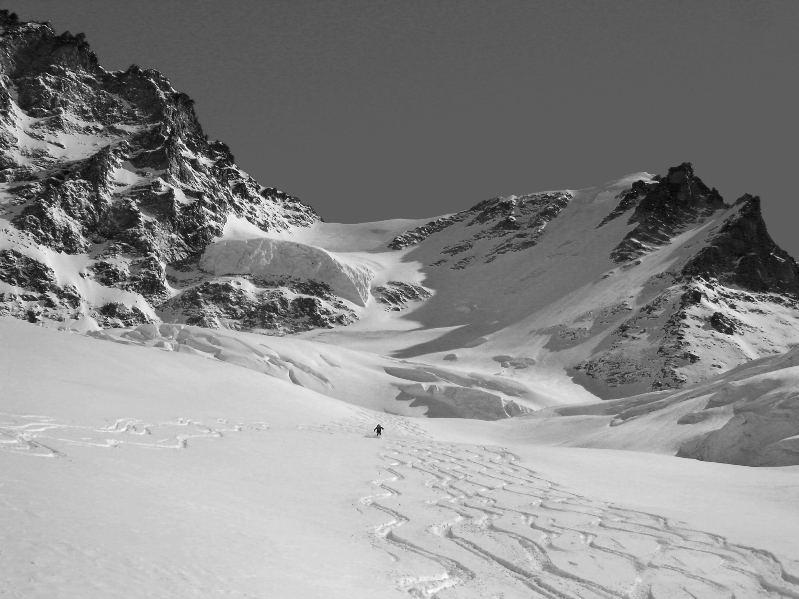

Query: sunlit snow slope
[3,318,799,599]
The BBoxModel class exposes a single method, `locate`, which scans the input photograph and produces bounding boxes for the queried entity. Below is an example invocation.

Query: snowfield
[2,317,799,598]
[4,14,799,596]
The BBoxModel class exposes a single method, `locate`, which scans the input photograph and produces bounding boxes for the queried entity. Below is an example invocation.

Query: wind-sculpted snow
[395,384,529,420]
[88,322,340,395]
[535,345,799,466]
[0,413,266,457]
[200,238,373,306]
[384,365,533,419]
[82,323,537,420]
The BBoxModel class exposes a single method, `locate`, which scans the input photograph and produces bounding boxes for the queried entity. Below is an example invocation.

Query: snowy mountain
[3,12,799,598]
[0,10,339,333]
[3,11,799,456]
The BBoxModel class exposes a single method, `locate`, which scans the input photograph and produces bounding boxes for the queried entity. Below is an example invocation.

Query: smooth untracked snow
[2,318,798,598]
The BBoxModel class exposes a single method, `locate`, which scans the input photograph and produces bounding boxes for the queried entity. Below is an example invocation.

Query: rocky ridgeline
[682,193,799,294]
[606,163,726,263]
[568,168,799,397]
[388,190,572,268]
[0,11,329,331]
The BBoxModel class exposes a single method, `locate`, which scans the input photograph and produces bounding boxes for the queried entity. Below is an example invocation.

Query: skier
[374,424,384,438]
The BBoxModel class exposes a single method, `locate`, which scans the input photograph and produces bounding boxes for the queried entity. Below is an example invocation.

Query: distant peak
[664,162,695,184]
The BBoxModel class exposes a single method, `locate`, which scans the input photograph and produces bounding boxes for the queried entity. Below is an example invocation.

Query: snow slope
[2,318,799,598]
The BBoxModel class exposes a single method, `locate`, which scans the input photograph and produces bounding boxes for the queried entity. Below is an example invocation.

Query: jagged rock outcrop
[372,281,432,310]
[682,194,799,294]
[388,191,572,268]
[388,214,467,250]
[608,163,726,263]
[596,179,655,228]
[571,181,799,396]
[159,277,355,334]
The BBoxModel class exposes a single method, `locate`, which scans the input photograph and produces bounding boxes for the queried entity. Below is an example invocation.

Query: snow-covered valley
[2,10,799,598]
[3,318,799,598]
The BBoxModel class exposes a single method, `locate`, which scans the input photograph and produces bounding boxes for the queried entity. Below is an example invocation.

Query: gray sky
[12,1,799,257]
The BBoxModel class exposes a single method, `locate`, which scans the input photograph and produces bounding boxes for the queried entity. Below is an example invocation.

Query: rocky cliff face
[572,177,799,397]
[0,11,330,331]
[605,163,726,262]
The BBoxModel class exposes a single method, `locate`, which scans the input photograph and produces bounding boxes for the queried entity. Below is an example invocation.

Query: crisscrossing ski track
[361,439,799,599]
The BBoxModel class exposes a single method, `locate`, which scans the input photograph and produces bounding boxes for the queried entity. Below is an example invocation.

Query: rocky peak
[0,11,99,79]
[638,162,725,213]
[609,163,727,263]
[0,13,321,329]
[682,194,799,294]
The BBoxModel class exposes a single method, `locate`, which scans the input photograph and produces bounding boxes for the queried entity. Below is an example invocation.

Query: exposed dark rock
[387,191,571,264]
[597,179,654,227]
[87,260,129,286]
[681,195,799,295]
[96,302,150,327]
[0,12,331,333]
[162,279,355,335]
[485,192,572,262]
[709,311,737,335]
[466,196,517,226]
[388,214,468,250]
[610,163,726,263]
[681,287,704,306]
[0,249,81,308]
[450,256,477,270]
[372,281,432,311]
[491,355,536,369]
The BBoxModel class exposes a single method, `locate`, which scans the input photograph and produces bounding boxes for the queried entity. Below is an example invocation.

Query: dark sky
[12,1,799,257]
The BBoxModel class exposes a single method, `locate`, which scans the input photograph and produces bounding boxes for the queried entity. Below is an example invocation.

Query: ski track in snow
[309,414,799,599]
[0,413,268,458]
